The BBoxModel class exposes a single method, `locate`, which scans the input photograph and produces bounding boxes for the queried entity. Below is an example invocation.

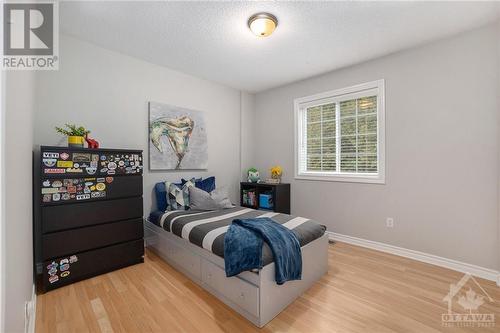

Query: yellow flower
[270,165,283,178]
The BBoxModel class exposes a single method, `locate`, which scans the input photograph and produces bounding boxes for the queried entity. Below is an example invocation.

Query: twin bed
[144,206,328,327]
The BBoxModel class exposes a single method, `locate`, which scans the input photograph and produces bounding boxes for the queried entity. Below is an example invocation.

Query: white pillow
[189,186,233,210]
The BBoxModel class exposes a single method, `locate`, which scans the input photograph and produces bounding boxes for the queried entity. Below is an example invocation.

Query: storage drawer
[40,175,142,205]
[41,149,143,177]
[43,239,144,292]
[42,218,143,260]
[201,260,259,317]
[169,240,201,278]
[42,197,143,233]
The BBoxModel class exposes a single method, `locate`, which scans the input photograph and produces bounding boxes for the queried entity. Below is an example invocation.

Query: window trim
[294,79,386,184]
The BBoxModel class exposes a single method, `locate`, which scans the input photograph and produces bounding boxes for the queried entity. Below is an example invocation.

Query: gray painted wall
[240,92,256,180]
[2,71,35,332]
[254,23,500,270]
[35,35,243,212]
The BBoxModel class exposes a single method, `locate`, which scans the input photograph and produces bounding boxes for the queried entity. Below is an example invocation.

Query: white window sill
[295,173,385,184]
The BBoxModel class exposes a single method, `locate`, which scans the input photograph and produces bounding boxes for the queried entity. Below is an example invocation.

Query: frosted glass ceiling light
[248,13,278,37]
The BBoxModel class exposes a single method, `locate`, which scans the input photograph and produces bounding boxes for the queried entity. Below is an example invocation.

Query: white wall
[254,23,500,270]
[2,71,36,332]
[35,34,244,212]
[240,92,255,180]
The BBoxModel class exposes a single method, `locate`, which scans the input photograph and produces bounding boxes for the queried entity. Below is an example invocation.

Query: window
[294,80,385,183]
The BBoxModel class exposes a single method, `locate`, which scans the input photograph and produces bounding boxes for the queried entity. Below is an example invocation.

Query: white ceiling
[60,1,500,93]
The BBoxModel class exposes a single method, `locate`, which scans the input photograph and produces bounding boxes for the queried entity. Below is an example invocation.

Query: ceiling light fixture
[248,12,278,37]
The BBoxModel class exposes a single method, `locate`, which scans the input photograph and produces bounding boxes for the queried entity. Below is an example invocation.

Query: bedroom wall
[2,71,36,332]
[254,23,500,270]
[240,92,256,180]
[34,34,244,213]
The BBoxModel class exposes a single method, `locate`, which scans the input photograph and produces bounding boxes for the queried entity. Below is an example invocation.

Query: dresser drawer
[40,175,142,205]
[42,197,143,233]
[201,260,259,317]
[42,218,143,260]
[43,239,144,292]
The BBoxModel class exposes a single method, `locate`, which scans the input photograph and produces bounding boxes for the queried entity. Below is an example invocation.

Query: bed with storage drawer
[144,206,328,328]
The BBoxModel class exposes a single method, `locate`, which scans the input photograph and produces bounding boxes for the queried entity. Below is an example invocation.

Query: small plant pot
[68,136,84,148]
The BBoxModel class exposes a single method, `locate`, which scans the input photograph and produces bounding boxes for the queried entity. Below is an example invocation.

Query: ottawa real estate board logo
[2,1,59,70]
[442,273,495,328]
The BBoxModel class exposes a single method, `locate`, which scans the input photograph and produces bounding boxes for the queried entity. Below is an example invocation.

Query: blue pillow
[154,181,182,212]
[182,176,216,193]
[181,177,202,186]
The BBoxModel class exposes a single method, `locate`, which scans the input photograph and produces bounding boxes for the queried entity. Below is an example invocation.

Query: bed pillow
[165,179,196,211]
[182,176,216,193]
[189,186,233,211]
[154,181,182,212]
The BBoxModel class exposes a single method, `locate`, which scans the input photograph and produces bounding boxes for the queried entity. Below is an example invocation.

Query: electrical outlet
[386,217,394,228]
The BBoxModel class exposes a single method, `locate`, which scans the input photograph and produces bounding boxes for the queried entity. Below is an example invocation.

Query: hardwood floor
[36,242,500,333]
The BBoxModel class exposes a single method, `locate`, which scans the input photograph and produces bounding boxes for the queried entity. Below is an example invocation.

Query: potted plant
[55,124,91,148]
[269,165,283,183]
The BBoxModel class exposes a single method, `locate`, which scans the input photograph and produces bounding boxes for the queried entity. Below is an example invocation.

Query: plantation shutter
[298,92,379,177]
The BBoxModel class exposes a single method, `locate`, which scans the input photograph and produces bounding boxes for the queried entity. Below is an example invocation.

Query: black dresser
[34,146,144,292]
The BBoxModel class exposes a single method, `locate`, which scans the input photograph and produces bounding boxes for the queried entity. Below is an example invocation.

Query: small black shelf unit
[240,182,290,214]
[34,146,145,292]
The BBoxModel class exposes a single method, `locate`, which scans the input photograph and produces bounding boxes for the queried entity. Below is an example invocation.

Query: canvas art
[149,102,208,170]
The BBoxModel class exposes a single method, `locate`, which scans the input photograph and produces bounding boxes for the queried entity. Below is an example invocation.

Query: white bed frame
[144,221,328,328]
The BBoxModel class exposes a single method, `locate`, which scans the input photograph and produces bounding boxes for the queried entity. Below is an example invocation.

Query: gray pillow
[189,186,233,210]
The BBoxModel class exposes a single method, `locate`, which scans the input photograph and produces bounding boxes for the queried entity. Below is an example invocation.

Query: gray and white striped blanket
[148,206,326,266]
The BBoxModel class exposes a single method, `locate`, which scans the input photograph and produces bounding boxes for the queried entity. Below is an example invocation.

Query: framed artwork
[149,101,208,170]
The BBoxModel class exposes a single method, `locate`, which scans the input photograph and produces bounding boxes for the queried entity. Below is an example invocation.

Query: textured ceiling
[60,1,500,92]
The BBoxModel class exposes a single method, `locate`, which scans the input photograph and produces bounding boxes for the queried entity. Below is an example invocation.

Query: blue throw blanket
[224,217,302,285]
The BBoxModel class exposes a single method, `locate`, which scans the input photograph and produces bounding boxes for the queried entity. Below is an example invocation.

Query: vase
[68,136,84,148]
[271,176,281,184]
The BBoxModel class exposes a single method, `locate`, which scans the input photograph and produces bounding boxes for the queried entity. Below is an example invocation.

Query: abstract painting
[149,101,208,170]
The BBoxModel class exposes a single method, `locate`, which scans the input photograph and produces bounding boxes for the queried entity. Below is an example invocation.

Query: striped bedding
[148,206,326,266]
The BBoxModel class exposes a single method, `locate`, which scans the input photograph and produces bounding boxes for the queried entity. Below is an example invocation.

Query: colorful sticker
[43,158,57,167]
[72,153,91,163]
[42,194,52,202]
[60,152,70,160]
[60,263,69,271]
[107,162,117,170]
[45,168,65,174]
[69,255,78,263]
[48,275,59,284]
[67,186,76,193]
[43,180,51,187]
[96,183,106,191]
[76,194,91,200]
[91,154,99,162]
[57,161,73,168]
[86,167,97,175]
[52,193,61,201]
[43,152,59,158]
[61,193,71,200]
[47,261,58,270]
[66,168,83,173]
[41,188,58,194]
[51,180,63,188]
[48,268,57,276]
[105,177,113,183]
[60,258,69,265]
[60,271,70,278]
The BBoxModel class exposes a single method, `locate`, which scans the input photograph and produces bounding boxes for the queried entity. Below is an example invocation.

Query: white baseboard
[327,231,500,285]
[25,284,36,333]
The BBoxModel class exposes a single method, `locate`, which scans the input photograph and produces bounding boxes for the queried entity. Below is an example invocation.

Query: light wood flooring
[35,242,500,333]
